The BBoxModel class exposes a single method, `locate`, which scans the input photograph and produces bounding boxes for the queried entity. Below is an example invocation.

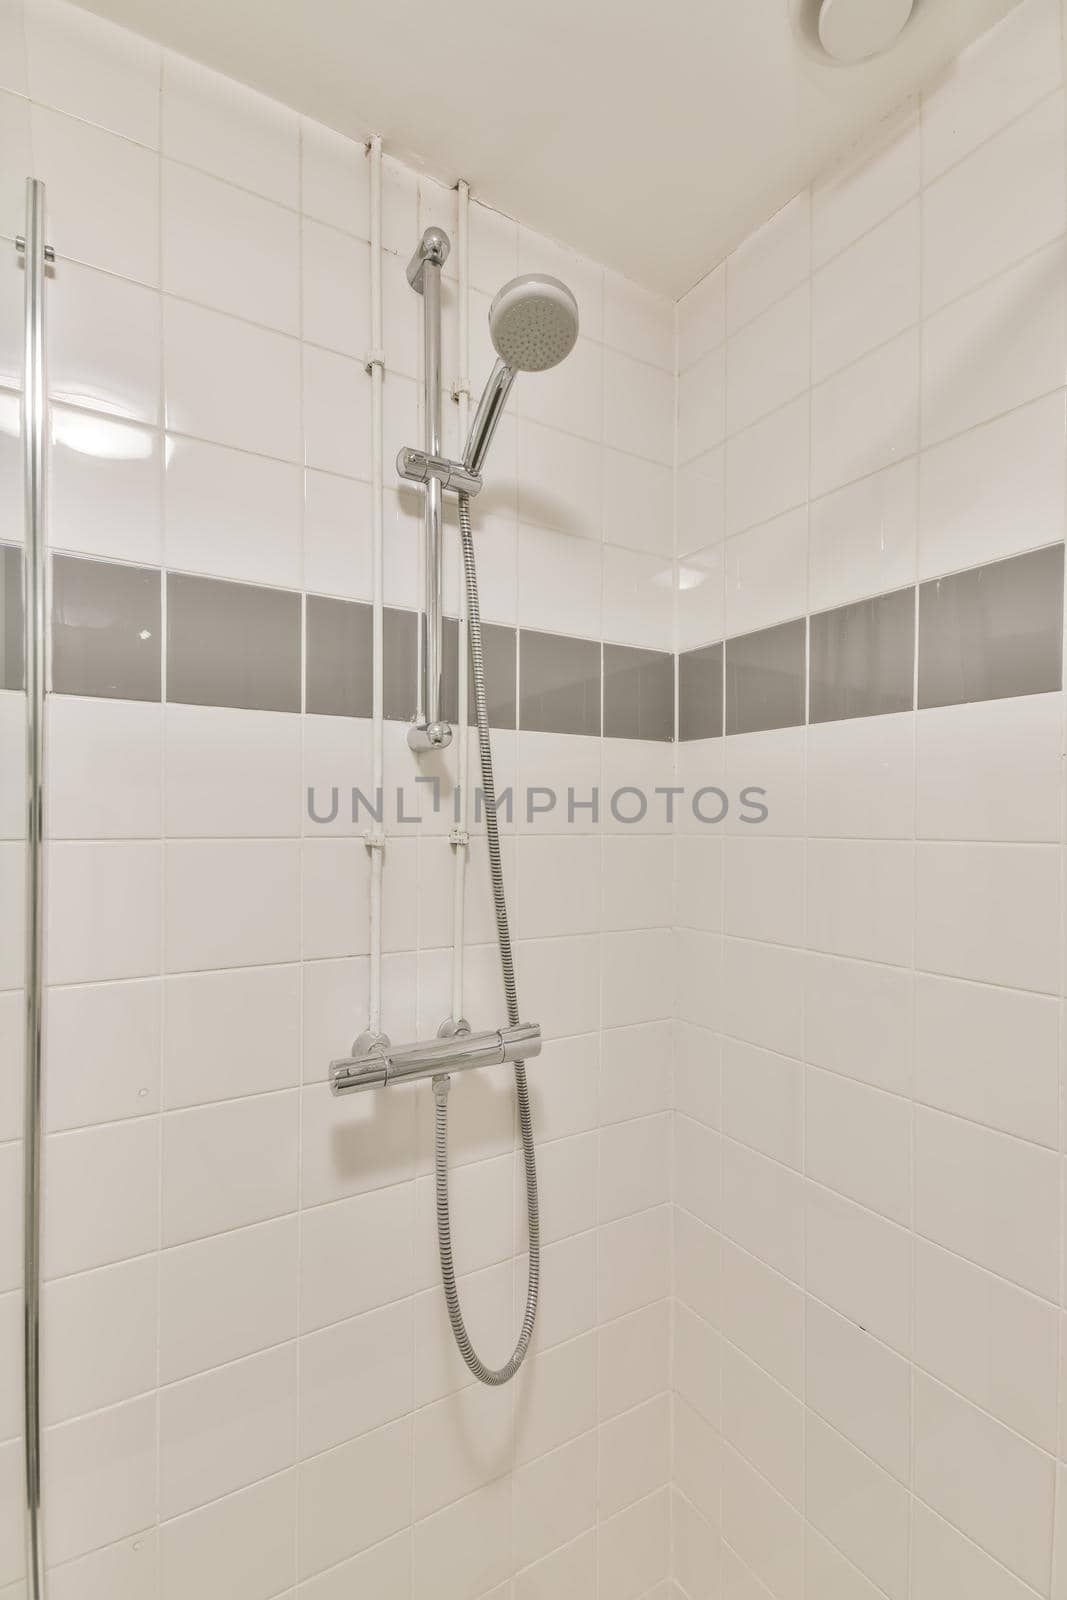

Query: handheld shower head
[488,275,580,372]
[464,275,580,475]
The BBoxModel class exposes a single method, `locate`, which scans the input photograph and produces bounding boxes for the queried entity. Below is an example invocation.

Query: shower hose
[433,490,540,1385]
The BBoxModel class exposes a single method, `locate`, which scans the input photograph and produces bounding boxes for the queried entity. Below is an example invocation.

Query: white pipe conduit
[366,135,386,1038]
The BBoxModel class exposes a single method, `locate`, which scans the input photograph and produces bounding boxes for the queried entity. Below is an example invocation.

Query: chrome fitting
[406,226,450,292]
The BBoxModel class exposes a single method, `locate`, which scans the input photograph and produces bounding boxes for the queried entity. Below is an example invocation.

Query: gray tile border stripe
[442,617,517,730]
[810,587,915,724]
[725,618,807,736]
[306,594,371,718]
[39,542,1067,733]
[167,571,301,713]
[603,644,674,742]
[52,554,161,702]
[918,543,1065,711]
[0,544,23,692]
[519,628,601,737]
[678,641,723,742]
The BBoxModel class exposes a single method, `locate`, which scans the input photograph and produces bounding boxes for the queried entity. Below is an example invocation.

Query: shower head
[488,275,580,372]
[464,275,580,475]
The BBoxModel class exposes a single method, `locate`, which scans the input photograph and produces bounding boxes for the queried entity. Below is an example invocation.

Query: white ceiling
[74,0,1021,295]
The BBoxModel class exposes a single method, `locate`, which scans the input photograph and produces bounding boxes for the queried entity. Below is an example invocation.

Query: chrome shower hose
[433,490,540,1385]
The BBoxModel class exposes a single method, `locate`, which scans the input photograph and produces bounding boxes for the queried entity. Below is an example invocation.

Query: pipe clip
[363,829,385,851]
[448,827,469,848]
[364,347,386,375]
[15,235,55,263]
[450,378,472,403]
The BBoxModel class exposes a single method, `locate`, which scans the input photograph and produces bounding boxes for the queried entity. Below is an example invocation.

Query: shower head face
[488,275,580,372]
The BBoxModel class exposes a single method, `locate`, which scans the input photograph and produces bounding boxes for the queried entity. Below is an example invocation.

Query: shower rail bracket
[396,445,482,498]
[330,1021,541,1096]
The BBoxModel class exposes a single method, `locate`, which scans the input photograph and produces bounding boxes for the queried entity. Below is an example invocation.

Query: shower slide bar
[329,1021,542,1095]
[19,175,52,1600]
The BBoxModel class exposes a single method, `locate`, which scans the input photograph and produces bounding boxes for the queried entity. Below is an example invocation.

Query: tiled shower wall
[0,0,680,1594]
[670,1,1067,1596]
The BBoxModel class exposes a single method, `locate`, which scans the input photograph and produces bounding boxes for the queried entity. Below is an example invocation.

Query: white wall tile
[918,390,1066,579]
[920,0,1062,181]
[300,120,370,239]
[806,1067,911,1225]
[725,395,809,537]
[50,407,162,566]
[516,417,602,542]
[721,1237,802,1396]
[724,506,807,637]
[158,1342,297,1519]
[914,1237,1058,1451]
[48,696,162,839]
[302,344,372,479]
[721,1341,803,1509]
[159,1214,298,1383]
[25,0,160,145]
[297,1421,411,1582]
[726,284,809,434]
[299,1299,413,1459]
[726,193,809,336]
[164,298,300,461]
[604,350,674,465]
[164,840,301,972]
[914,970,1059,1146]
[43,1254,157,1423]
[921,239,1066,448]
[915,841,1060,992]
[806,712,915,841]
[811,329,919,500]
[48,840,162,984]
[805,1295,910,1481]
[162,52,299,207]
[302,220,369,358]
[602,544,674,649]
[163,161,299,334]
[602,450,673,557]
[812,101,919,268]
[166,434,302,588]
[721,1441,803,1600]
[159,1470,297,1600]
[912,1498,1038,1600]
[43,1116,159,1279]
[808,457,917,612]
[805,1413,909,1600]
[48,263,160,427]
[923,92,1065,316]
[724,836,805,948]
[678,263,724,367]
[46,976,161,1131]
[913,1369,1054,1594]
[44,1394,157,1566]
[805,1184,911,1354]
[162,1089,298,1246]
[163,964,299,1108]
[806,839,914,967]
[604,272,674,371]
[722,1140,804,1285]
[812,201,919,383]
[598,1112,671,1222]
[164,704,302,838]
[31,104,159,284]
[678,348,725,465]
[914,1105,1059,1300]
[676,445,725,558]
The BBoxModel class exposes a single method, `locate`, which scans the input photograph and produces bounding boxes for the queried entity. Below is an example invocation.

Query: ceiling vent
[791,0,918,64]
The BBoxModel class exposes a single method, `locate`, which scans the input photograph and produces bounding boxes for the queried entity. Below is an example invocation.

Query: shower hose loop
[434,490,540,1386]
